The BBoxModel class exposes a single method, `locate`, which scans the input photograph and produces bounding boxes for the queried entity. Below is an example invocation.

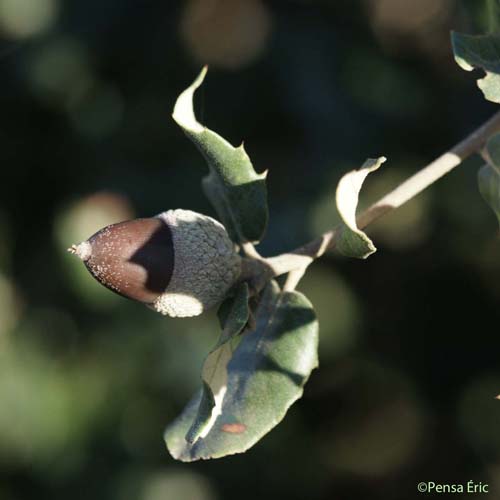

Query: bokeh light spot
[0,0,58,39]
[0,273,21,340]
[69,83,124,139]
[299,265,361,360]
[363,163,432,250]
[323,360,425,477]
[180,0,272,69]
[55,192,135,308]
[141,470,217,500]
[28,37,93,109]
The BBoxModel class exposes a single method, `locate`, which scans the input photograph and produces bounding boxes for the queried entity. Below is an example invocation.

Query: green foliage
[8,1,500,496]
[172,67,268,244]
[167,71,386,461]
[478,133,500,227]
[167,70,322,460]
[452,21,500,227]
[185,283,249,443]
[335,157,385,259]
[451,31,500,103]
[165,281,319,461]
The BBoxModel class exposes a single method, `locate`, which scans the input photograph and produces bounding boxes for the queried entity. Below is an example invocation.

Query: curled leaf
[173,67,268,244]
[165,281,319,461]
[335,157,386,259]
[185,283,249,443]
[216,282,250,345]
[451,31,500,103]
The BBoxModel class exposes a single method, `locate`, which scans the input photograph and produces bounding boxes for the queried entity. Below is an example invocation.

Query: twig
[264,110,500,281]
[241,242,262,259]
[283,267,308,292]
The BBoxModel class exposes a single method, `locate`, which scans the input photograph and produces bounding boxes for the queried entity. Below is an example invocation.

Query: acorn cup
[68,209,242,317]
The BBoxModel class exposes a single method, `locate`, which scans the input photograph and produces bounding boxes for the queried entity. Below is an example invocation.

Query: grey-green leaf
[451,31,500,103]
[185,283,250,444]
[173,67,268,243]
[216,282,249,345]
[185,381,216,444]
[335,157,386,259]
[165,281,319,461]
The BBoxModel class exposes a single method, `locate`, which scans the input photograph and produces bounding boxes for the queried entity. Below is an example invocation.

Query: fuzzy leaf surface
[165,281,319,461]
[173,67,268,243]
[452,31,500,103]
[185,283,249,444]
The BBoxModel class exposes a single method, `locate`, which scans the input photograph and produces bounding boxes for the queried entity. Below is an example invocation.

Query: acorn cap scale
[153,209,241,317]
[70,218,174,304]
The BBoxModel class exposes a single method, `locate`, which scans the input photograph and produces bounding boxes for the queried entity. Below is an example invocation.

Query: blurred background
[1,0,500,498]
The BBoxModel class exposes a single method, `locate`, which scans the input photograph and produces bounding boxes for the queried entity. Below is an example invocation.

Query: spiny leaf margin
[173,67,268,244]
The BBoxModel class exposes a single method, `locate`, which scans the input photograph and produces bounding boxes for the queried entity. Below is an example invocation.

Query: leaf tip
[364,156,386,172]
[194,65,209,88]
[172,67,208,133]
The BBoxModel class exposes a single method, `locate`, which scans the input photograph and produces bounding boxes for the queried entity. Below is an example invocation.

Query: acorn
[68,209,241,317]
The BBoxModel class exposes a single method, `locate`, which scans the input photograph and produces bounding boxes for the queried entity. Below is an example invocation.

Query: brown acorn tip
[70,217,175,305]
[67,242,92,261]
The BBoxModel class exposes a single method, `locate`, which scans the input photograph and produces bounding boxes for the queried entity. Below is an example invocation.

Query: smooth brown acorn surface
[75,218,175,304]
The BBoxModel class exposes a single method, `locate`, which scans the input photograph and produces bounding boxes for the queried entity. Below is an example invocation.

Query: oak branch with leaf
[68,29,500,461]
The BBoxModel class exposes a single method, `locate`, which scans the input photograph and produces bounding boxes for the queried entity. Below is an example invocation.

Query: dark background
[1,0,500,499]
